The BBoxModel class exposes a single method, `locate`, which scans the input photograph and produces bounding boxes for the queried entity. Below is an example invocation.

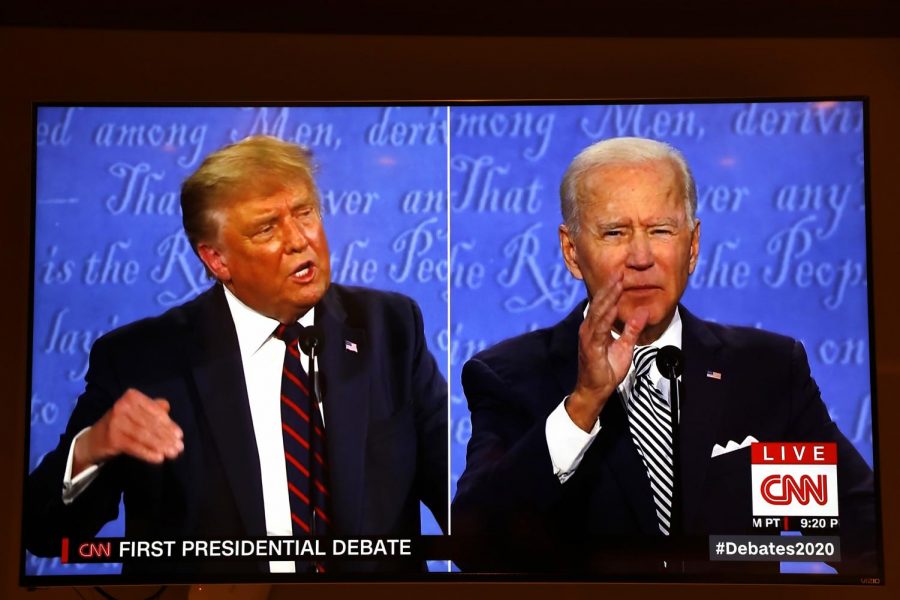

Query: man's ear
[688,219,701,274]
[197,242,230,282]
[559,224,584,281]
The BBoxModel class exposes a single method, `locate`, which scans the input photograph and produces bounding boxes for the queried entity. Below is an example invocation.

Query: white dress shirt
[224,287,316,573]
[546,307,683,483]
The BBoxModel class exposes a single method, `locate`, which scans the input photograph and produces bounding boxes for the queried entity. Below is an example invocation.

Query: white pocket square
[711,435,758,458]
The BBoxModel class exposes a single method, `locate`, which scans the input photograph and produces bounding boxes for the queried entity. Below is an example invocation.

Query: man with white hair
[452,137,876,575]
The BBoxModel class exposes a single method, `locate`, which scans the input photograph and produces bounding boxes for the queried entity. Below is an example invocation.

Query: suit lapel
[678,305,726,532]
[601,393,661,534]
[315,286,369,535]
[548,299,658,534]
[189,285,267,536]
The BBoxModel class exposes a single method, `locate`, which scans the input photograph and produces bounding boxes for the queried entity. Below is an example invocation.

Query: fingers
[617,306,649,350]
[582,274,623,343]
[606,306,649,380]
[101,389,184,464]
[572,275,627,408]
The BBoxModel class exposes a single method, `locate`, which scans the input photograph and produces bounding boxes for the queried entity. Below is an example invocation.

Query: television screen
[23,100,881,584]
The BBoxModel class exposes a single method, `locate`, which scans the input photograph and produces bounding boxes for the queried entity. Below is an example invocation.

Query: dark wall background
[1,29,898,599]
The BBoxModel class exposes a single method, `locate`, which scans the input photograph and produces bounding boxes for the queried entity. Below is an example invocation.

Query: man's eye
[651,228,674,235]
[602,230,623,238]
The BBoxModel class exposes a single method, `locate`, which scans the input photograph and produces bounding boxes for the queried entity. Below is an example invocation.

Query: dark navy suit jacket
[26,283,448,575]
[451,302,876,575]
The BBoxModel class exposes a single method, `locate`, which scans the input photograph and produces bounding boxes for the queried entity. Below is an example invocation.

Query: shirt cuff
[545,397,601,483]
[62,427,102,505]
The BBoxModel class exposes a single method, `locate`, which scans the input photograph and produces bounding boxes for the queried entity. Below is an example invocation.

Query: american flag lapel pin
[345,340,358,353]
[706,370,722,380]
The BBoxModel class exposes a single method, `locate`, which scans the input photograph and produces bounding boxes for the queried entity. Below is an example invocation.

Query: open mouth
[290,261,315,282]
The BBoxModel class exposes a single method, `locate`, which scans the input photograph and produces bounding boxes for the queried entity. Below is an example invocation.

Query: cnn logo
[751,442,838,517]
[760,474,827,505]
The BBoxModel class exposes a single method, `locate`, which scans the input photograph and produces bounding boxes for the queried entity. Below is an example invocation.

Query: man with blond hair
[26,136,448,575]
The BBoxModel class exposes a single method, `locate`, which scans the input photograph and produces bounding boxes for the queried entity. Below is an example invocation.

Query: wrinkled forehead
[220,172,319,208]
[579,159,685,216]
[582,158,680,193]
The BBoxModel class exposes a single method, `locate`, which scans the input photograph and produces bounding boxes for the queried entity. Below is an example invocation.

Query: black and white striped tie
[627,345,674,535]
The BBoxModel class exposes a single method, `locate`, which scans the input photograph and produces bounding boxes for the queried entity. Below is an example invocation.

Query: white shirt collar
[642,308,682,351]
[222,285,316,358]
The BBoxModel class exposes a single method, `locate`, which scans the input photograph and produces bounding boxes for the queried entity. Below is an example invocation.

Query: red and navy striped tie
[275,323,331,571]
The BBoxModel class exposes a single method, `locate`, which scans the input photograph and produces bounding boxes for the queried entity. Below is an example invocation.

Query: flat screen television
[21,100,882,585]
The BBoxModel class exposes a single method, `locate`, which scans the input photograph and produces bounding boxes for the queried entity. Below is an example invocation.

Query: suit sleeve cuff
[62,427,102,505]
[545,397,600,484]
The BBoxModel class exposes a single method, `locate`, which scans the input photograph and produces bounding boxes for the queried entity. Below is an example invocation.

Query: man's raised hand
[73,389,184,476]
[565,275,648,432]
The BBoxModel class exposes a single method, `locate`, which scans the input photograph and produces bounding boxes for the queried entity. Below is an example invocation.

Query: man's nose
[283,218,309,252]
[625,231,654,269]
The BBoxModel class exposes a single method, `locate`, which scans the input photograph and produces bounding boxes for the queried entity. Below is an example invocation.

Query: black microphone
[654,345,683,427]
[298,325,323,357]
[298,325,324,406]
[655,345,684,380]
[656,344,684,558]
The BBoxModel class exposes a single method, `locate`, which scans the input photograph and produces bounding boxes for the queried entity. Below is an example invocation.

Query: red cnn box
[751,442,838,517]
